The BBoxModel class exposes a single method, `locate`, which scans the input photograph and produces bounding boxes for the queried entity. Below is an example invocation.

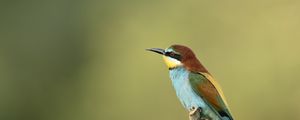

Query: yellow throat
[163,56,182,68]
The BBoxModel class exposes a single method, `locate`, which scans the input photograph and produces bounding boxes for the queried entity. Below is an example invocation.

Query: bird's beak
[146,48,165,55]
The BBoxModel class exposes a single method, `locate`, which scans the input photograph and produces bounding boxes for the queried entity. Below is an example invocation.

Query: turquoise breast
[169,66,221,120]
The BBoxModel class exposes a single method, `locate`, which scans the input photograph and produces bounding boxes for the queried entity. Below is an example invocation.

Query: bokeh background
[1,0,300,120]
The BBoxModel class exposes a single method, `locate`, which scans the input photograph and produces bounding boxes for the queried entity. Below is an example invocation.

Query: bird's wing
[189,72,233,120]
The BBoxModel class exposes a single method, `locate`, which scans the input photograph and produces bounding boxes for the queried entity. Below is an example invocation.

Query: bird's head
[147,44,208,72]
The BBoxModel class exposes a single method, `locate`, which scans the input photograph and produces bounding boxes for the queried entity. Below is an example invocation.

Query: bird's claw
[189,106,199,116]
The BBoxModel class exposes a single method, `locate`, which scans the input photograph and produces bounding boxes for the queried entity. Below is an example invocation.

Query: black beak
[146,48,165,55]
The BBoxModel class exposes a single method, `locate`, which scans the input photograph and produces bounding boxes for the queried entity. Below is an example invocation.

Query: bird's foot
[189,106,200,116]
[189,107,202,120]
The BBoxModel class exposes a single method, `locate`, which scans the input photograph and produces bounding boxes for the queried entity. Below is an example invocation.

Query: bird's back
[189,72,234,120]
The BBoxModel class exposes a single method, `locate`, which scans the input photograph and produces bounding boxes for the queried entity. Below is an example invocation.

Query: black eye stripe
[165,52,181,60]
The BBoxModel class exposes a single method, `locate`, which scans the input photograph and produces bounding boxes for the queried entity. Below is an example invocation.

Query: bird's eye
[166,52,181,60]
[169,52,175,57]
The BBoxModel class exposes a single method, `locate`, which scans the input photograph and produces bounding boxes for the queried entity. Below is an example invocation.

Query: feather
[189,72,233,120]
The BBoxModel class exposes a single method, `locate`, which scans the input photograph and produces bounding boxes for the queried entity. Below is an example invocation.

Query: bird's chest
[169,68,206,110]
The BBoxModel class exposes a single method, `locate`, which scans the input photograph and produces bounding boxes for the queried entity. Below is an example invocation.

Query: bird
[146,45,234,120]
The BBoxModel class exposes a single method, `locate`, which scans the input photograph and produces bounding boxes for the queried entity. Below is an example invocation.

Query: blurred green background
[1,0,300,120]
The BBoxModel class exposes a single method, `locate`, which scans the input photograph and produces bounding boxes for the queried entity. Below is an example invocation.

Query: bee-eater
[147,45,234,120]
